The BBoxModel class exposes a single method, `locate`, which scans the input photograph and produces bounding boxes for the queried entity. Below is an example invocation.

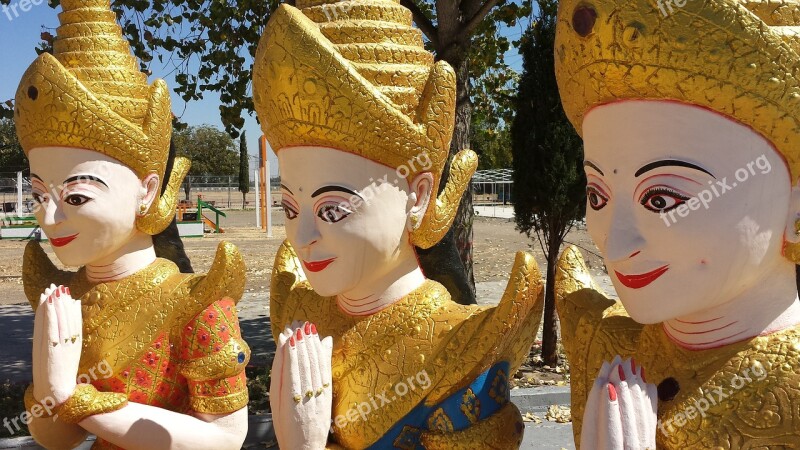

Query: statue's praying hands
[32,284,82,407]
[581,356,658,449]
[270,321,334,450]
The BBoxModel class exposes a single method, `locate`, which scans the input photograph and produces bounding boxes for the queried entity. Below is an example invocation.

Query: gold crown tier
[15,0,187,235]
[15,0,170,179]
[554,0,800,180]
[253,0,478,249]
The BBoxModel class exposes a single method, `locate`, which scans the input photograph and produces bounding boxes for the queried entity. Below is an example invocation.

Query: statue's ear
[407,172,434,232]
[140,173,161,212]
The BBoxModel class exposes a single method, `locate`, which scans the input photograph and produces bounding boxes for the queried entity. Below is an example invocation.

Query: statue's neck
[85,233,156,283]
[337,260,426,317]
[663,261,800,350]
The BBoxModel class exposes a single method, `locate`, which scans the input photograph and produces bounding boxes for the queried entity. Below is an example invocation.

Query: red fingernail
[66,287,71,296]
[641,367,646,383]
[618,364,626,381]
[608,384,617,401]
[304,322,312,335]
[296,329,303,341]
[289,336,295,347]
[631,357,636,374]
[311,324,317,334]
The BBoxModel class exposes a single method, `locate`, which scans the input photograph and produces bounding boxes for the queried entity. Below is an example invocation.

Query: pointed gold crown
[555,0,800,181]
[14,0,188,235]
[253,0,478,248]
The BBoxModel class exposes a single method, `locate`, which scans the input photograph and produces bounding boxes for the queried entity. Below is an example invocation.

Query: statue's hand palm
[580,356,658,449]
[32,284,82,405]
[270,321,333,450]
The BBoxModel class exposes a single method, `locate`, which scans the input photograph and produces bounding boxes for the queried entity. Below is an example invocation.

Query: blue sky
[0,2,527,175]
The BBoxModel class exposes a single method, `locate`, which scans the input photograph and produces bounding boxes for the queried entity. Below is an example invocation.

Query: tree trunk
[416,51,477,305]
[451,57,477,301]
[242,192,247,209]
[184,177,191,201]
[541,229,561,366]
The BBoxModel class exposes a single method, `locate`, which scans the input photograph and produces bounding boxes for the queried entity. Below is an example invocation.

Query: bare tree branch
[400,0,440,48]
[462,0,501,38]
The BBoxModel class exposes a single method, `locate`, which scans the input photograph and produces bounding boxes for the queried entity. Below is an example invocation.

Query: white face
[278,146,422,297]
[28,147,149,267]
[583,101,793,324]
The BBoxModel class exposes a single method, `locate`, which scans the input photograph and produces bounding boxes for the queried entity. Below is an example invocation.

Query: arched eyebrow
[280,183,294,195]
[312,185,361,199]
[583,161,604,176]
[635,160,715,179]
[64,175,109,187]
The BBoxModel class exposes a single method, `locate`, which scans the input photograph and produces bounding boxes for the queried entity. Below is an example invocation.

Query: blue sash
[366,361,511,449]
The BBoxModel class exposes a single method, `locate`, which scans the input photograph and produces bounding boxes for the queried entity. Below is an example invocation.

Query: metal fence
[0,172,280,212]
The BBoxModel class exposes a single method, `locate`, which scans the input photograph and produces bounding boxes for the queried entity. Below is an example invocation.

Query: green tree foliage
[173,125,239,199]
[511,0,585,366]
[239,130,250,208]
[472,115,512,170]
[0,118,27,173]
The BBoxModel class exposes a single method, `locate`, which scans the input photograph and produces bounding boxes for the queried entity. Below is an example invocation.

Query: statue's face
[278,146,416,297]
[28,147,145,267]
[583,100,793,324]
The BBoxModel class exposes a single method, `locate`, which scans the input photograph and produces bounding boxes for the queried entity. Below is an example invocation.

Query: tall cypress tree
[511,0,586,366]
[238,131,250,209]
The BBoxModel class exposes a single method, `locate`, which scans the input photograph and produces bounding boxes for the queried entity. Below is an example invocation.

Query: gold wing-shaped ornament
[554,246,643,445]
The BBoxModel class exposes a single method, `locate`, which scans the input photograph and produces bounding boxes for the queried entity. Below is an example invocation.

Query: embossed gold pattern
[58,384,128,424]
[14,0,187,235]
[554,0,800,181]
[270,240,545,448]
[555,246,800,447]
[252,0,477,248]
[21,240,250,446]
[420,402,525,449]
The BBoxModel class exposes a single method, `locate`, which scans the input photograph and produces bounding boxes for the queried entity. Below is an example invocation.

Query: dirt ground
[0,209,606,305]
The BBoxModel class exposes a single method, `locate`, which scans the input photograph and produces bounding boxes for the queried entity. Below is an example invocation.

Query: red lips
[615,265,669,289]
[302,258,336,273]
[50,234,78,248]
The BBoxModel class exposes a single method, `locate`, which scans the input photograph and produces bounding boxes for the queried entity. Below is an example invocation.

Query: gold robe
[555,247,800,448]
[270,241,545,449]
[22,241,250,449]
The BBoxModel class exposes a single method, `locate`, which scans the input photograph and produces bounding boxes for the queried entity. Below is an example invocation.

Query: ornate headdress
[555,0,800,180]
[252,0,477,249]
[14,0,188,235]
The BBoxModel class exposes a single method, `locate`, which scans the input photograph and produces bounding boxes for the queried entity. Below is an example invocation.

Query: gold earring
[410,215,419,227]
[139,204,148,215]
[794,218,800,236]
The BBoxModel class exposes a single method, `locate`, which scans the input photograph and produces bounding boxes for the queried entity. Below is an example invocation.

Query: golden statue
[15,1,250,448]
[252,0,545,448]
[554,0,800,445]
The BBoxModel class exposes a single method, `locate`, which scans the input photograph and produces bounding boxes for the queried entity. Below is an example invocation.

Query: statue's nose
[572,5,597,37]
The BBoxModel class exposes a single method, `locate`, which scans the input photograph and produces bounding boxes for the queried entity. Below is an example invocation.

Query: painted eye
[64,194,90,206]
[640,187,689,213]
[281,201,298,220]
[586,186,609,211]
[317,203,352,223]
[32,193,46,205]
